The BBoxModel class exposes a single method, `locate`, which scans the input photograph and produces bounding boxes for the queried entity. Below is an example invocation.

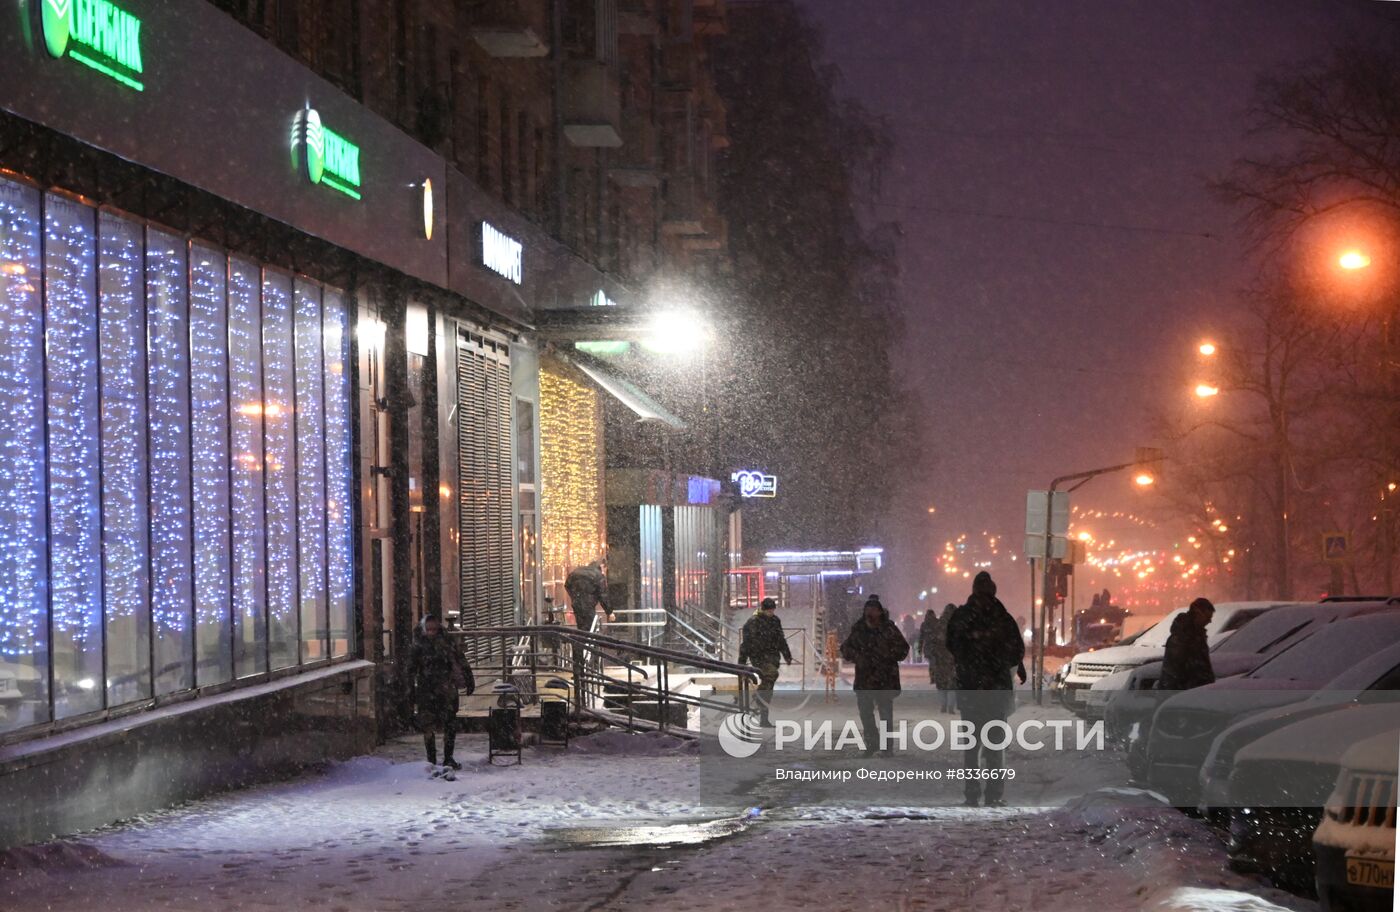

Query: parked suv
[1314,731,1398,911]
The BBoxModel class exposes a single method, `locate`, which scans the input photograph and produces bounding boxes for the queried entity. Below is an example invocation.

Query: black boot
[424,733,437,766]
[442,730,461,770]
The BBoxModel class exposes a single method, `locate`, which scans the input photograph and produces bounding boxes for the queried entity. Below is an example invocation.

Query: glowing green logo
[42,0,70,58]
[292,106,361,200]
[41,0,144,91]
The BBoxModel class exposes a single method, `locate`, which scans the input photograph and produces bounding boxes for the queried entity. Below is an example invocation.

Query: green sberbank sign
[291,105,362,200]
[41,0,145,91]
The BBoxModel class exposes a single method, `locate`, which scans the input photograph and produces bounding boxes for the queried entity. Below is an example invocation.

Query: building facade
[0,0,732,846]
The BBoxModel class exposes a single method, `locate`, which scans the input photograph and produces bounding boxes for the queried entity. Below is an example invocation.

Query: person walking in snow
[946,572,1024,806]
[408,613,474,772]
[840,595,910,757]
[921,605,958,712]
[1158,597,1215,691]
[738,597,793,726]
[565,560,613,630]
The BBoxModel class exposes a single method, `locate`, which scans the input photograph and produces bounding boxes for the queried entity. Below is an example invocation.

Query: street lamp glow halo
[1198,342,1216,357]
[1339,250,1372,271]
[1195,383,1220,398]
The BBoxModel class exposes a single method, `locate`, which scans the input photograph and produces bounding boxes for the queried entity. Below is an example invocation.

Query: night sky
[795,0,1400,612]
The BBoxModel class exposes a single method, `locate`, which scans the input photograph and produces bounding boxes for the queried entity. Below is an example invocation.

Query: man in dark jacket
[946,572,1024,806]
[738,597,793,726]
[1158,597,1215,691]
[840,595,910,757]
[407,614,474,770]
[565,561,613,630]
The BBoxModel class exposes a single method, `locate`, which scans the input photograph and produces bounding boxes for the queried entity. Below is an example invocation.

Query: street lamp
[1195,383,1220,398]
[1198,341,1217,357]
[1339,250,1372,271]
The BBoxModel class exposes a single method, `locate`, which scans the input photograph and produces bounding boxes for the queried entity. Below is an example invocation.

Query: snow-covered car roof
[1233,704,1400,767]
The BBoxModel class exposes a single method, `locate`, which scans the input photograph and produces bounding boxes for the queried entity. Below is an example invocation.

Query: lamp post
[1030,452,1161,703]
[1332,247,1397,593]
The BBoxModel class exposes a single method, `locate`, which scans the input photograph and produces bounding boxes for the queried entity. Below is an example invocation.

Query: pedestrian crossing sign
[1322,533,1348,563]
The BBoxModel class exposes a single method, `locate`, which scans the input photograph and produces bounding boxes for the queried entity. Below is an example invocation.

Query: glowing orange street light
[1133,473,1155,487]
[1195,383,1220,398]
[1339,250,1372,271]
[1198,341,1217,356]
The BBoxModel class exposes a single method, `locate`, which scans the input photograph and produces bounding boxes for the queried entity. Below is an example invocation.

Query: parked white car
[1059,602,1293,716]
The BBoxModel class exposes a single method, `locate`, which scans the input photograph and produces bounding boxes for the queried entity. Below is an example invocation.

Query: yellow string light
[539,366,606,598]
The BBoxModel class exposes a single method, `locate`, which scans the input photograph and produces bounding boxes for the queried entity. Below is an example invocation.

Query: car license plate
[1346,857,1394,889]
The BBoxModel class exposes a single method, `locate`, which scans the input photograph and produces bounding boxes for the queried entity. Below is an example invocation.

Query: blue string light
[323,290,353,655]
[0,181,49,730]
[98,211,152,706]
[191,247,232,685]
[146,230,193,695]
[44,194,103,719]
[294,281,327,660]
[228,258,267,677]
[262,272,299,671]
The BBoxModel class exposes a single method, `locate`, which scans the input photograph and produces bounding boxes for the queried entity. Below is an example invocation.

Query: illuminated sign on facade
[291,105,362,200]
[732,470,778,499]
[480,222,523,284]
[42,0,145,91]
[590,289,617,307]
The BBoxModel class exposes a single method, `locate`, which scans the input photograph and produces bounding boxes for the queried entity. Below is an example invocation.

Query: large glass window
[191,245,233,687]
[0,184,354,734]
[0,179,48,734]
[323,290,353,657]
[262,270,299,670]
[294,279,327,663]
[99,212,151,707]
[228,257,267,677]
[44,194,103,720]
[147,228,193,696]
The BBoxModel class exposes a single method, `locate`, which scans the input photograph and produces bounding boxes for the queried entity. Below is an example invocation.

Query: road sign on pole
[1322,532,1349,563]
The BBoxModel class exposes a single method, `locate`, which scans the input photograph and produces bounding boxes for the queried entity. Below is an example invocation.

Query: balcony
[469,0,550,57]
[563,61,624,147]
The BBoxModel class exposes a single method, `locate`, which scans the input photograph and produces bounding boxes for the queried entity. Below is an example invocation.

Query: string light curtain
[0,176,354,736]
[539,366,605,601]
[0,181,47,730]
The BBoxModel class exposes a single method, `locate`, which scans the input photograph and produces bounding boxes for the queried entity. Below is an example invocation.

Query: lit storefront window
[538,367,605,604]
[0,176,355,735]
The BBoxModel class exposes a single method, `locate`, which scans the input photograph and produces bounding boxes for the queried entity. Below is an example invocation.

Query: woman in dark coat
[408,614,474,770]
[921,604,958,711]
[840,595,910,757]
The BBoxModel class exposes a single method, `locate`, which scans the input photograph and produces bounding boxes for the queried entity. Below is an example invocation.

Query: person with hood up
[921,605,958,712]
[840,595,910,757]
[738,597,793,726]
[565,560,613,630]
[946,572,1024,806]
[407,613,475,772]
[1158,597,1215,691]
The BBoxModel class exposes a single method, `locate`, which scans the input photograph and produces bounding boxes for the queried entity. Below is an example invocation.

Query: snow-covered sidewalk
[0,730,1315,912]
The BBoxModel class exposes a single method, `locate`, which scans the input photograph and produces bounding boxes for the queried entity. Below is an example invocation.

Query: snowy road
[1,730,1315,912]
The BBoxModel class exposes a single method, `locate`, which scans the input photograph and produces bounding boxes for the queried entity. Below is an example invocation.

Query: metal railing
[450,625,760,732]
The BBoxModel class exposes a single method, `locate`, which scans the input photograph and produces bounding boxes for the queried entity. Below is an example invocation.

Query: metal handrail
[462,625,760,680]
[451,625,760,732]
